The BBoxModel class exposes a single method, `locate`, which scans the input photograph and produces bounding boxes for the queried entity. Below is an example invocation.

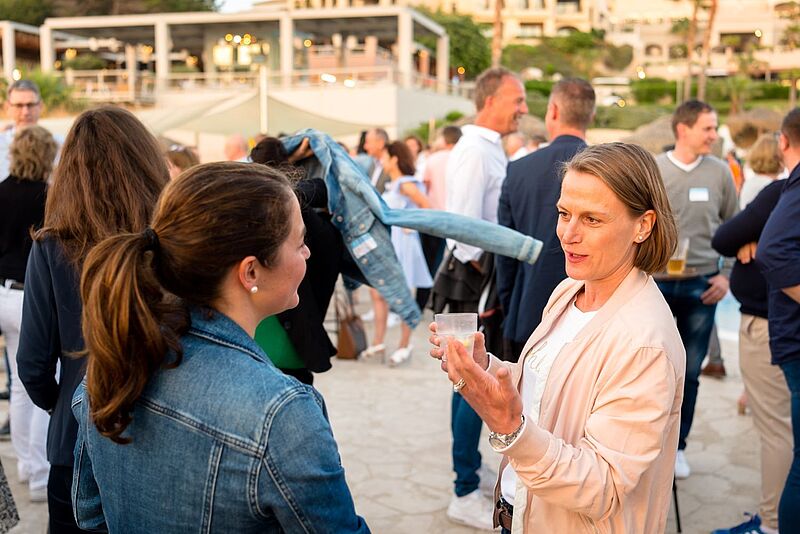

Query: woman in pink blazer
[431,142,685,533]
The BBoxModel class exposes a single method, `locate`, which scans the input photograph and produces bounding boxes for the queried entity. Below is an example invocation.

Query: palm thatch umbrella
[621,115,675,155]
[726,108,783,150]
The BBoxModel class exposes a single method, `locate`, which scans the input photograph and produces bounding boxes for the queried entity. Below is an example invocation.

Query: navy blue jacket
[712,179,783,319]
[758,163,800,365]
[17,237,85,466]
[496,135,586,343]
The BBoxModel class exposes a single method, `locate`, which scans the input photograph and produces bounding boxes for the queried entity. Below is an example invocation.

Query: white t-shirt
[666,151,703,173]
[501,299,597,505]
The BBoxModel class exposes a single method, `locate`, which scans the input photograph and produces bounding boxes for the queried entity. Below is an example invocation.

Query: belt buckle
[496,498,513,530]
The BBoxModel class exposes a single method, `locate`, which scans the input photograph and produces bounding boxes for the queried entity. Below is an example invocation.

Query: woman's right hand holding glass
[428,322,489,371]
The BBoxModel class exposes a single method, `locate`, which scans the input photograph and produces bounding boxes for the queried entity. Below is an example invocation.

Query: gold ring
[453,378,466,393]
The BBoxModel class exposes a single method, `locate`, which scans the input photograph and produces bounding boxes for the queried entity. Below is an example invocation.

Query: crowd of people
[0,66,797,534]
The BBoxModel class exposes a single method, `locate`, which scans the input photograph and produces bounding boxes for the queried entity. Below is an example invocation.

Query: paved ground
[1,292,762,534]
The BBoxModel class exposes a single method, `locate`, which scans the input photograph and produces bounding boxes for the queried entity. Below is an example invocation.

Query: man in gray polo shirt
[655,100,738,480]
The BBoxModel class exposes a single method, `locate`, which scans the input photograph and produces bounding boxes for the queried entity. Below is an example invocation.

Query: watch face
[489,436,507,449]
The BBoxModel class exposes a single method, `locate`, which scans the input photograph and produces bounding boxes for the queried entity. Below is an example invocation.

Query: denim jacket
[283,130,542,328]
[72,308,369,534]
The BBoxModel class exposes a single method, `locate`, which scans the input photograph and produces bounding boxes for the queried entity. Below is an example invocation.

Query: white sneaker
[447,490,496,530]
[388,346,412,367]
[674,450,691,479]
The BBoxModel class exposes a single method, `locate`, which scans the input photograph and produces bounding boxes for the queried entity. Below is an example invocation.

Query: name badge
[351,234,378,258]
[689,187,710,202]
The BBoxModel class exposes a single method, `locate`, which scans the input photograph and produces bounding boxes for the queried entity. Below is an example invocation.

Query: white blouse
[501,299,597,505]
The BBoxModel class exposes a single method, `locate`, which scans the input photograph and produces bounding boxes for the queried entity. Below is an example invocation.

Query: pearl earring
[637,235,644,242]
[250,286,259,294]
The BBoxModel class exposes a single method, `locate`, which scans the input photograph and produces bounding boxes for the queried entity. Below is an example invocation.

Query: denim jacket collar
[187,307,268,365]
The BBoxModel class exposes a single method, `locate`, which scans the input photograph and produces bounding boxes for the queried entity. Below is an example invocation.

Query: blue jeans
[779,359,800,532]
[657,276,718,450]
[452,392,483,496]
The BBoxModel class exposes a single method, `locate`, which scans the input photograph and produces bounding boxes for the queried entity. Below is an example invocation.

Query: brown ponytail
[81,162,295,443]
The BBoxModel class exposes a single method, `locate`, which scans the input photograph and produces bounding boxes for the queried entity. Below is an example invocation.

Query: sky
[219,0,255,12]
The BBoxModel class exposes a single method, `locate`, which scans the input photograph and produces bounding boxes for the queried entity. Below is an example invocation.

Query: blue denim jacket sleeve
[283,130,542,329]
[257,386,370,533]
[71,383,108,532]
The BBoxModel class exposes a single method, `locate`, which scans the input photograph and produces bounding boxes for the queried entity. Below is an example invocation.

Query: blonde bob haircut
[10,125,57,182]
[748,133,783,175]
[564,142,678,274]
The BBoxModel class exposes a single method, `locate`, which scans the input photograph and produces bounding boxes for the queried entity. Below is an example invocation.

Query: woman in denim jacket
[72,162,369,533]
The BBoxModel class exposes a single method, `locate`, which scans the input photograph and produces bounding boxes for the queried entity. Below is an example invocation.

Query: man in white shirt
[431,67,528,530]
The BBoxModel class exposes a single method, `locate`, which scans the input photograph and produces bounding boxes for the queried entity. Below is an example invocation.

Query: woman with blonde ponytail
[72,162,369,533]
[16,106,168,534]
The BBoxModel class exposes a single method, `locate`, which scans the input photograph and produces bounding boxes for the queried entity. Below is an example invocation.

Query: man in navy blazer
[496,78,596,361]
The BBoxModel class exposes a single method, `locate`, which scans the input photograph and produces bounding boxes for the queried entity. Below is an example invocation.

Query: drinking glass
[435,312,478,358]
[667,238,690,275]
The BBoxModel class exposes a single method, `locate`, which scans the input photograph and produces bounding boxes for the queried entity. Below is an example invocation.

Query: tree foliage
[0,0,216,24]
[417,8,491,79]
[501,31,631,78]
[0,0,52,26]
[0,0,217,22]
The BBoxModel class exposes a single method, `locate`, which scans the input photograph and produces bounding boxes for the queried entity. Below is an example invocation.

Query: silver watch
[488,414,525,450]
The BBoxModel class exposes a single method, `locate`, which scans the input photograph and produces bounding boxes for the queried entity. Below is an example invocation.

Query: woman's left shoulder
[611,281,683,352]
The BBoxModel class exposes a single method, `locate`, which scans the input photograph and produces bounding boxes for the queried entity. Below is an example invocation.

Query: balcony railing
[53,65,471,102]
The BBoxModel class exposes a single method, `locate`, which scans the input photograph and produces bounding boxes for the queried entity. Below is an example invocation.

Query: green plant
[13,69,86,113]
[62,53,107,70]
[603,44,633,71]
[524,80,554,97]
[0,0,51,26]
[502,30,634,79]
[630,78,677,104]
[525,91,549,118]
[755,82,791,100]
[407,110,466,141]
[171,64,200,74]
[417,9,491,80]
[502,42,576,77]
[592,104,670,129]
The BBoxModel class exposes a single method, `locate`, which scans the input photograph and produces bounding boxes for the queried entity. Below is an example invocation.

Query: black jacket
[278,178,364,372]
[0,175,47,282]
[712,179,783,319]
[496,135,586,343]
[18,237,85,467]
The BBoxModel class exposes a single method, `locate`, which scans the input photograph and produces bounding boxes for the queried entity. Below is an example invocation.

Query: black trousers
[49,465,91,533]
[416,233,445,310]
